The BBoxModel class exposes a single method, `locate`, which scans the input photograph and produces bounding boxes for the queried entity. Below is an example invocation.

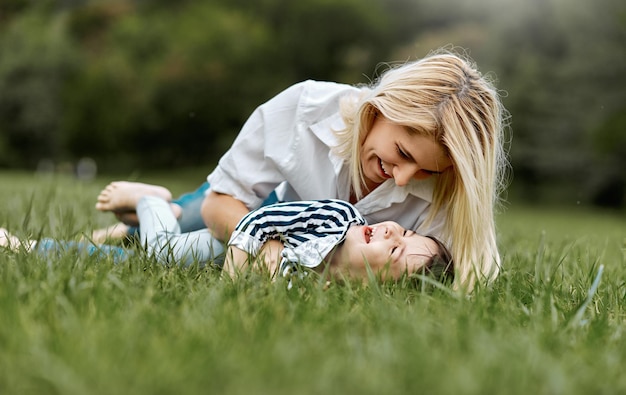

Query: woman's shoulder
[277,80,360,102]
[295,79,361,96]
[261,80,358,114]
[283,80,361,119]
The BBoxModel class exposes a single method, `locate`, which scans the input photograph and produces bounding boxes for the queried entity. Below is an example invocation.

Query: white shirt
[207,80,445,237]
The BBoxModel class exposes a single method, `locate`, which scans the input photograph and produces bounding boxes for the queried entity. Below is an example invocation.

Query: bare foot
[114,203,183,227]
[95,181,172,212]
[0,228,20,248]
[0,228,35,251]
[89,223,131,244]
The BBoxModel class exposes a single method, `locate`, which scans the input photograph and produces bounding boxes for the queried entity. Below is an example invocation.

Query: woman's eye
[396,145,409,159]
[422,169,443,176]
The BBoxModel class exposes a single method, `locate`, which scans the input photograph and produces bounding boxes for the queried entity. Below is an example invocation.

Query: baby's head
[328,221,454,283]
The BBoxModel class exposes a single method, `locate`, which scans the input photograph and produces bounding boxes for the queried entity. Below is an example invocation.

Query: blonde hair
[333,49,510,292]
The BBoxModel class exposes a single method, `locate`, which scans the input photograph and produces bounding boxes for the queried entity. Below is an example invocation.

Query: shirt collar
[309,112,344,151]
[353,177,434,214]
[310,113,352,200]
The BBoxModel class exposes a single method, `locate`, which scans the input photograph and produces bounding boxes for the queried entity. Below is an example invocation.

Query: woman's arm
[201,191,250,242]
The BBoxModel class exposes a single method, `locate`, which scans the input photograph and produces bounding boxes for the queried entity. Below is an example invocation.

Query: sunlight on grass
[0,171,625,394]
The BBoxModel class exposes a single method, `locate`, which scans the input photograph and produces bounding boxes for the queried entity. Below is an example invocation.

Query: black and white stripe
[234,199,365,249]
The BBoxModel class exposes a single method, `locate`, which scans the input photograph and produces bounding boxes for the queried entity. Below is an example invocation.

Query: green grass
[0,171,625,395]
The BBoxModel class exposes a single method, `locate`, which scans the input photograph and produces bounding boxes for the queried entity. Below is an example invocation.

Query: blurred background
[0,0,624,208]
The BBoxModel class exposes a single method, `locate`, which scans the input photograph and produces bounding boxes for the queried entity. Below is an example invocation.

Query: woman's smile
[379,159,392,179]
[360,115,452,190]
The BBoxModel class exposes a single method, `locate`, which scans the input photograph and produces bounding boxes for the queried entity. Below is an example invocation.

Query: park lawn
[0,171,625,395]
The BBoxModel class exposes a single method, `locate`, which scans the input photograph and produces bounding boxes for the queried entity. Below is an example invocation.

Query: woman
[99,49,509,291]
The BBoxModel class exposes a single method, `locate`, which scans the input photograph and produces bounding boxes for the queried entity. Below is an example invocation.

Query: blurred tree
[486,0,626,206]
[61,1,281,169]
[0,10,79,168]
[0,0,29,24]
[0,0,624,209]
[556,0,626,208]
[589,109,626,208]
[215,0,392,82]
[1,0,398,171]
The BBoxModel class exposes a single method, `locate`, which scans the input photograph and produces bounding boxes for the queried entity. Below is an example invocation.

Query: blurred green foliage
[0,0,624,207]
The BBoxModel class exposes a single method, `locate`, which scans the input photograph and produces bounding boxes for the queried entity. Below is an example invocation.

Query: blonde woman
[99,49,509,291]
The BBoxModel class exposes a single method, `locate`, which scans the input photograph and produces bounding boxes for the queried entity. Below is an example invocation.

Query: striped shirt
[228,199,366,276]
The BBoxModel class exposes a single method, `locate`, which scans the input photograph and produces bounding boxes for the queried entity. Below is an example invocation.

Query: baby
[2,188,453,284]
[225,199,453,283]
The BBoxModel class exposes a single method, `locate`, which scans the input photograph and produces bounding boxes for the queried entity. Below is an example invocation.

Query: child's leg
[92,182,281,243]
[90,182,208,242]
[2,227,130,262]
[35,239,130,263]
[90,181,180,243]
[136,196,224,267]
[95,181,172,212]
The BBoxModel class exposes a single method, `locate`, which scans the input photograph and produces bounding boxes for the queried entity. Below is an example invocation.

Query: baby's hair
[416,235,454,283]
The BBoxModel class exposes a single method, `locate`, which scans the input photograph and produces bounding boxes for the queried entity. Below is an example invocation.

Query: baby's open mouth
[364,226,373,243]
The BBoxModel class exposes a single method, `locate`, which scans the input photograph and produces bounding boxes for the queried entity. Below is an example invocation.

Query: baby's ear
[406,253,432,270]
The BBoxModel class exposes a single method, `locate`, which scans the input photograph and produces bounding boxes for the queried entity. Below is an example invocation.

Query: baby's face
[338,221,439,280]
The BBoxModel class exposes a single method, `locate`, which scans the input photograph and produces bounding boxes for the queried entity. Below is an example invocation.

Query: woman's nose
[393,164,421,186]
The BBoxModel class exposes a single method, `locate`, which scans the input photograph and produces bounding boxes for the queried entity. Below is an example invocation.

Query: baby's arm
[223,245,249,277]
[225,199,366,279]
[225,202,296,278]
[258,239,284,276]
[224,239,284,278]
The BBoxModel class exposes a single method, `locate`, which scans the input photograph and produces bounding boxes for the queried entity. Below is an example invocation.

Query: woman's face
[359,115,452,191]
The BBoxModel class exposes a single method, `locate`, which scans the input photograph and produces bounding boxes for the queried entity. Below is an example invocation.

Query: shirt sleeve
[281,235,344,269]
[228,200,366,272]
[207,80,357,210]
[278,200,366,272]
[207,81,309,210]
